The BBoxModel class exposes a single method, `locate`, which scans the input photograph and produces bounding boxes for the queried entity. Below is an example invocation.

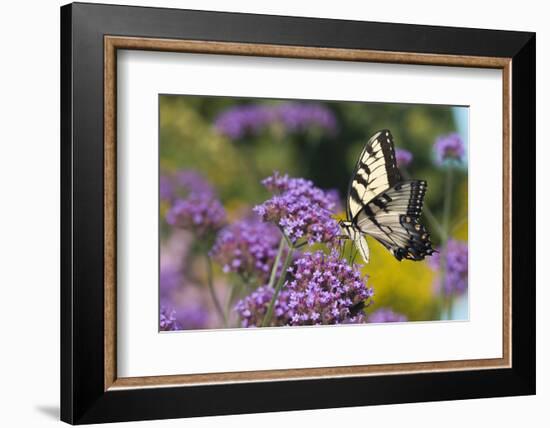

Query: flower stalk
[205,254,227,327]
[439,166,454,319]
[261,239,293,327]
[266,237,285,290]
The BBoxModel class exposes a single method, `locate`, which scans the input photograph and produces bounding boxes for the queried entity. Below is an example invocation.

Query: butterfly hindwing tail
[394,213,434,261]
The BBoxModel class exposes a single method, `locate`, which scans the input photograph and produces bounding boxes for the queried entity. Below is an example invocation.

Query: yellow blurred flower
[361,238,438,321]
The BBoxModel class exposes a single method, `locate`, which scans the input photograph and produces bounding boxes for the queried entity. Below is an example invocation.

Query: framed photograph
[61,2,535,424]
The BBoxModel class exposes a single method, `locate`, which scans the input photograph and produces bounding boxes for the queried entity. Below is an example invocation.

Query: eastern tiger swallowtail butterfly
[339,129,434,264]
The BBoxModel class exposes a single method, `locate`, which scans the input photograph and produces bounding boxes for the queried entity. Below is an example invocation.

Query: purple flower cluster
[234,286,291,328]
[160,266,181,298]
[395,148,413,168]
[160,303,210,331]
[175,304,210,330]
[434,133,465,165]
[210,218,284,282]
[235,251,374,327]
[173,170,215,196]
[160,306,180,331]
[160,170,215,203]
[429,239,468,295]
[166,196,226,237]
[160,175,174,202]
[254,172,341,246]
[164,170,226,238]
[284,251,373,325]
[214,105,273,140]
[368,308,408,323]
[214,103,337,140]
[276,103,337,134]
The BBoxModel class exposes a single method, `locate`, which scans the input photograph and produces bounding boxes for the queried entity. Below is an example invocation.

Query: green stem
[439,167,454,319]
[421,203,446,240]
[267,238,285,290]
[205,255,227,327]
[225,281,241,326]
[262,244,294,327]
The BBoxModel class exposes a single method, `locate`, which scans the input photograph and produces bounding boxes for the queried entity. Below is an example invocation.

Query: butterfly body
[341,129,434,264]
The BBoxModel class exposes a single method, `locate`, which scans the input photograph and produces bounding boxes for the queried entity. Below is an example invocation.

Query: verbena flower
[214,105,275,139]
[160,306,180,331]
[276,103,337,135]
[235,251,373,327]
[395,148,413,168]
[173,170,215,197]
[428,239,468,295]
[325,188,344,214]
[214,103,337,140]
[164,170,225,237]
[254,172,340,246]
[160,175,174,202]
[166,195,226,238]
[284,251,373,325]
[368,308,407,323]
[161,170,215,203]
[434,133,465,165]
[175,304,210,330]
[160,266,181,298]
[234,286,291,328]
[210,218,284,283]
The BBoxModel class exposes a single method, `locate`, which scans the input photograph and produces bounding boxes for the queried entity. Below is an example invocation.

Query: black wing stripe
[344,129,434,262]
[346,130,401,219]
[355,180,434,261]
[358,161,371,174]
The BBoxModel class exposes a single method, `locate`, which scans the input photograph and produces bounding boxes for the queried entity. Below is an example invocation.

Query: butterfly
[339,129,434,264]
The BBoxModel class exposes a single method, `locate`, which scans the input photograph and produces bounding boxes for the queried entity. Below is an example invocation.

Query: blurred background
[159,95,469,331]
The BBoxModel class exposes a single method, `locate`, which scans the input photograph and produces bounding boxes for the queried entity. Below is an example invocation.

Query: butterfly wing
[346,129,402,221]
[347,225,370,264]
[355,180,434,261]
